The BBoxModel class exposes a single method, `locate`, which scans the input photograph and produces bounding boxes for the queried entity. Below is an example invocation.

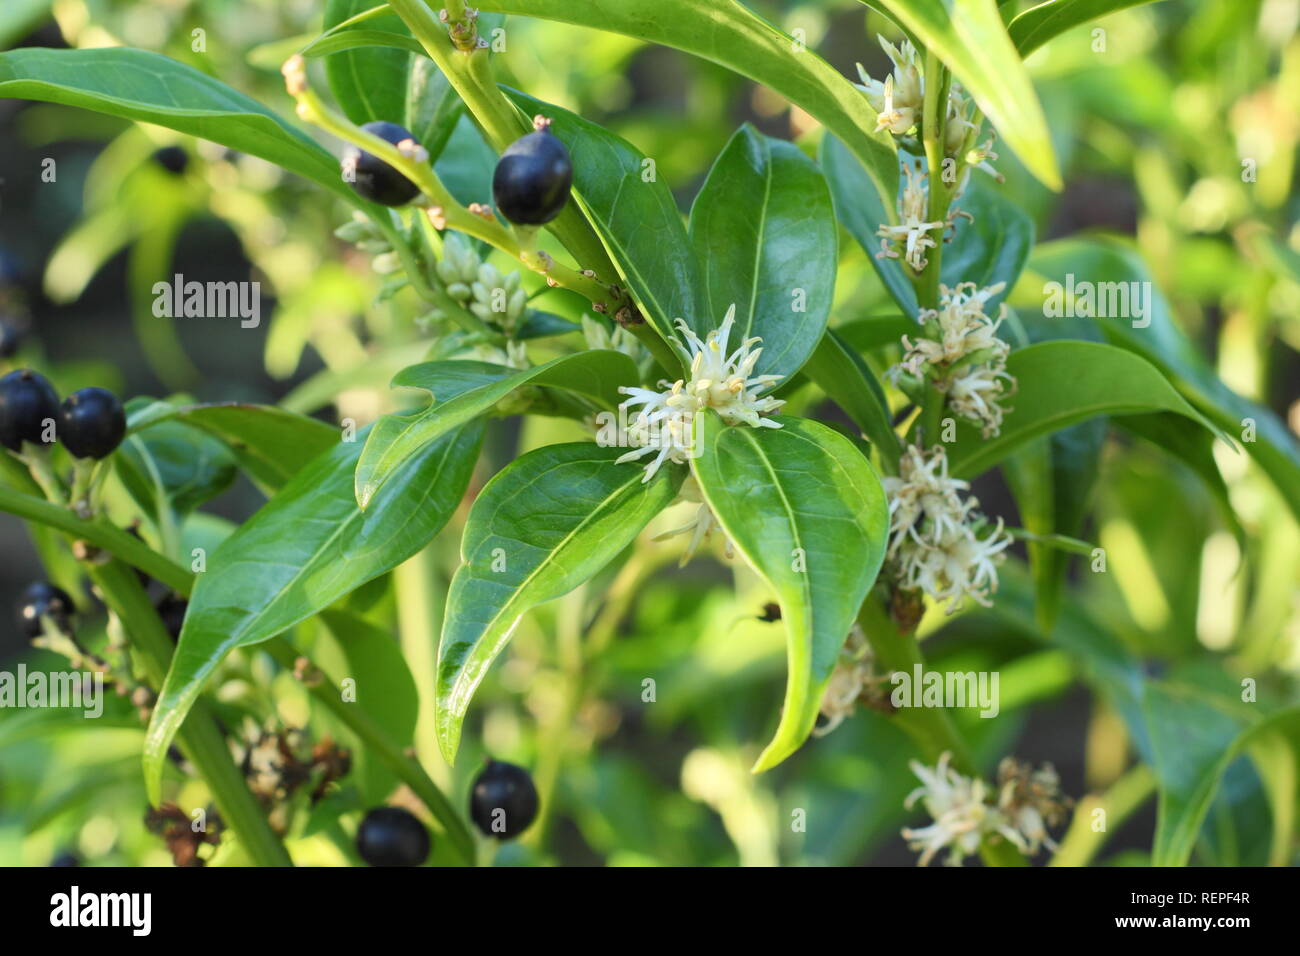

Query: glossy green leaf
[405,55,461,161]
[1009,0,1162,57]
[356,350,638,509]
[303,29,426,59]
[690,411,889,771]
[688,125,836,378]
[0,48,358,205]
[874,0,1062,190]
[504,89,698,345]
[143,421,483,802]
[1144,686,1300,866]
[946,340,1215,478]
[436,443,682,763]
[128,400,338,491]
[322,0,413,125]
[116,421,238,521]
[801,330,901,462]
[1030,238,1300,521]
[480,0,899,216]
[315,611,419,802]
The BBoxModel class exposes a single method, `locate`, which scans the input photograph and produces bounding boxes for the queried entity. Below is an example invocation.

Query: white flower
[582,315,647,364]
[895,282,1015,438]
[902,753,1041,866]
[616,305,784,482]
[996,758,1072,856]
[882,445,1012,613]
[653,474,735,566]
[876,162,945,272]
[814,623,877,737]
[856,36,923,135]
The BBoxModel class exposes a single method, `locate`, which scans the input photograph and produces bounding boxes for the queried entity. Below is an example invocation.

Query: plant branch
[1049,763,1156,867]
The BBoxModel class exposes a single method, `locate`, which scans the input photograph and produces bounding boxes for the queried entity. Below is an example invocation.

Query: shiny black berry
[59,387,126,459]
[469,760,538,839]
[342,121,421,207]
[156,593,187,642]
[17,581,75,638]
[355,807,430,867]
[49,850,80,867]
[0,369,59,452]
[492,126,572,226]
[152,146,189,175]
[0,319,23,358]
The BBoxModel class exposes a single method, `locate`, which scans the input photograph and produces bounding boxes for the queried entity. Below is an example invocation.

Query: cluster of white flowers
[581,315,652,378]
[856,35,1002,192]
[652,474,734,567]
[896,282,1015,438]
[902,753,1069,866]
[881,444,1012,614]
[876,162,945,272]
[814,623,880,737]
[616,304,785,482]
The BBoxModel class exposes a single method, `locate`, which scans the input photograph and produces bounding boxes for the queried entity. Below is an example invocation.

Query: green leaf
[1144,686,1300,866]
[944,178,1035,310]
[873,0,1062,189]
[688,125,837,378]
[800,330,901,462]
[404,56,461,162]
[128,400,338,491]
[821,135,915,316]
[143,421,483,803]
[503,89,697,346]
[1030,238,1300,521]
[116,420,238,520]
[436,443,682,763]
[690,411,889,771]
[315,611,419,802]
[0,48,357,205]
[946,340,1215,478]
[1009,0,1162,57]
[322,0,413,125]
[356,351,638,509]
[480,0,900,220]
[303,29,426,60]
[0,0,52,51]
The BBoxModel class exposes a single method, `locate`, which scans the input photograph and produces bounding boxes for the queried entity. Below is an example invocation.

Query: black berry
[355,807,430,866]
[492,125,573,226]
[156,593,187,642]
[59,387,126,459]
[48,850,80,867]
[0,369,59,452]
[0,319,23,358]
[152,146,189,175]
[17,581,75,638]
[342,122,422,207]
[469,760,539,839]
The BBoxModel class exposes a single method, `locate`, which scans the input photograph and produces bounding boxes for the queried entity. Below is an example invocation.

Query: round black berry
[0,319,23,358]
[342,122,422,207]
[17,581,75,638]
[469,760,539,839]
[152,145,189,175]
[492,126,573,226]
[0,369,59,452]
[156,593,187,642]
[355,807,430,867]
[58,387,126,459]
[49,850,80,867]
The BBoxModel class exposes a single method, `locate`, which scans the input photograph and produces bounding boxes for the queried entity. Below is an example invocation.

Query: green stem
[263,639,476,865]
[88,561,292,866]
[1049,763,1156,867]
[0,482,193,593]
[917,51,951,312]
[857,594,1028,866]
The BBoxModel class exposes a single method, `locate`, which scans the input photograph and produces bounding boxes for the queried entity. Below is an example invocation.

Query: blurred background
[1,0,1298,866]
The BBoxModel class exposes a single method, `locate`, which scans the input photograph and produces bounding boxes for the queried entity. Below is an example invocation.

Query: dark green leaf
[436,442,682,763]
[691,411,889,771]
[1009,0,1163,57]
[689,124,837,378]
[356,350,638,509]
[143,420,483,802]
[322,0,412,125]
